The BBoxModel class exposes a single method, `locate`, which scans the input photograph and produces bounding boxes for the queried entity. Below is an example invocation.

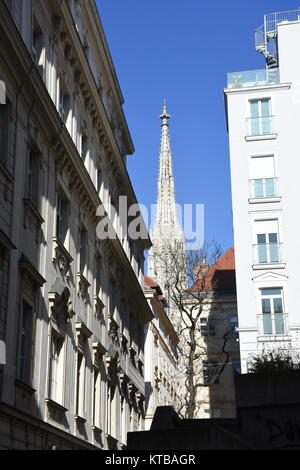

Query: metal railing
[249,178,278,198]
[227,68,280,89]
[258,313,288,335]
[246,115,275,136]
[255,9,300,49]
[253,243,282,264]
[265,9,300,33]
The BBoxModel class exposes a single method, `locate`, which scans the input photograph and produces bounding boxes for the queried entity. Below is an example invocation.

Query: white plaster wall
[226,20,300,372]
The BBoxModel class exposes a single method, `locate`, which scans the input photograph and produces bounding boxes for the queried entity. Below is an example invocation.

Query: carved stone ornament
[105,346,119,383]
[77,272,90,299]
[92,340,107,368]
[52,237,73,277]
[49,286,75,332]
[120,334,128,355]
[108,315,119,346]
[94,296,105,320]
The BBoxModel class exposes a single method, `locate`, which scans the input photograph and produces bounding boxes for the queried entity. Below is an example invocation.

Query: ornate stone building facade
[143,276,179,430]
[0,0,152,450]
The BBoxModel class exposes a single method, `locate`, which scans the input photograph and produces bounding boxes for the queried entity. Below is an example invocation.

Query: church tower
[148,102,184,292]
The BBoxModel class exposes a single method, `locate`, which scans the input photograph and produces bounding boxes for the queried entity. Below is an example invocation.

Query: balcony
[258,313,288,336]
[249,178,278,199]
[246,115,275,136]
[227,68,280,89]
[253,243,283,265]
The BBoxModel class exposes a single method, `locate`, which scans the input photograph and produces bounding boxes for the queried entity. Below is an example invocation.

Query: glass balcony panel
[269,244,279,263]
[258,313,287,335]
[253,243,282,264]
[247,116,274,135]
[250,178,277,198]
[265,178,276,197]
[227,68,280,89]
[275,314,285,334]
[258,244,268,263]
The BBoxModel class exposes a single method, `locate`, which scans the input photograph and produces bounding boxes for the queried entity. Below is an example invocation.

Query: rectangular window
[260,288,286,335]
[81,134,88,162]
[0,103,10,167]
[203,361,219,385]
[32,23,44,75]
[79,227,87,274]
[200,317,215,337]
[93,369,101,428]
[59,88,70,125]
[248,98,272,135]
[229,315,238,336]
[48,331,64,404]
[76,351,85,417]
[232,358,241,375]
[26,150,40,208]
[254,219,281,264]
[249,155,277,198]
[97,168,102,194]
[18,300,33,383]
[95,254,102,298]
[56,193,69,244]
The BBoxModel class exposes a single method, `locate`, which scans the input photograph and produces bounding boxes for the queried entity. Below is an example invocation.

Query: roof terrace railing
[227,68,280,89]
[255,8,300,49]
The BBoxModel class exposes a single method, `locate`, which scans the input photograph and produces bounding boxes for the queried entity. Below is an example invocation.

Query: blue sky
[97,1,296,251]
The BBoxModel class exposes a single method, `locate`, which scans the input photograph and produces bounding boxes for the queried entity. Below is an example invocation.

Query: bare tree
[151,240,232,419]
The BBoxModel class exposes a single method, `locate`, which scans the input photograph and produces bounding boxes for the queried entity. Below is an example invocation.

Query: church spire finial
[160,99,170,123]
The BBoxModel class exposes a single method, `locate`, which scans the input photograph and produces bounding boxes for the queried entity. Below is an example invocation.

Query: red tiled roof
[144,275,159,289]
[191,247,236,293]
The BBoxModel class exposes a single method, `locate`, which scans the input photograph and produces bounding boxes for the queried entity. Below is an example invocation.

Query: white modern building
[0,0,152,450]
[224,9,300,372]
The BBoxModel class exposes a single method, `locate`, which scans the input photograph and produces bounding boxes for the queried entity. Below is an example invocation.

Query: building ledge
[15,379,36,395]
[249,196,281,204]
[257,335,292,342]
[245,133,278,142]
[92,425,103,434]
[74,414,87,425]
[224,82,291,94]
[45,398,68,414]
[252,263,286,270]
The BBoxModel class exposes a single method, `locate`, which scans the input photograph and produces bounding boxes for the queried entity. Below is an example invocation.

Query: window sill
[45,398,68,414]
[15,379,36,395]
[92,425,103,434]
[257,334,292,342]
[249,196,281,204]
[253,262,286,270]
[74,414,87,425]
[245,133,277,141]
[23,199,44,224]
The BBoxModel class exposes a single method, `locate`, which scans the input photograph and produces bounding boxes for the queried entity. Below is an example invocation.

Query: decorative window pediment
[23,199,44,242]
[19,256,46,302]
[252,271,288,282]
